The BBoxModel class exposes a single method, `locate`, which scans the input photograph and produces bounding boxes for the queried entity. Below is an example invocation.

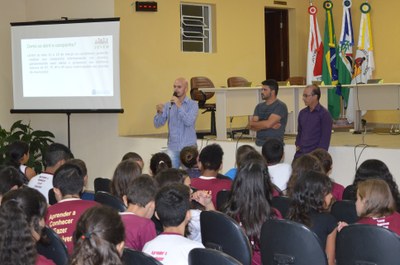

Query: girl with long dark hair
[222,154,280,265]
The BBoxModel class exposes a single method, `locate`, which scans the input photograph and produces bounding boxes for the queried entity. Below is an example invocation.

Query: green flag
[322,1,339,119]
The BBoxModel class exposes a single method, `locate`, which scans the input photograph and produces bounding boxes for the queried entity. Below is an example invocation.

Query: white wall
[0,0,399,190]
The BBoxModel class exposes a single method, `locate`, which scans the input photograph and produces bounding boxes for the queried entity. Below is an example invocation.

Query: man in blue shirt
[295,84,332,158]
[154,78,198,168]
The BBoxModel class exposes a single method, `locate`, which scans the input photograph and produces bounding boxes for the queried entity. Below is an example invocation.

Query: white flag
[346,2,374,123]
[306,5,323,85]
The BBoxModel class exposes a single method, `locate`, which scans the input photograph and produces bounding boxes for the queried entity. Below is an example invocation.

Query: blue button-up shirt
[154,96,198,152]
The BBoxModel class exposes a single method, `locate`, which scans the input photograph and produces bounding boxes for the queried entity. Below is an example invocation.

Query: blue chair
[122,248,162,265]
[189,248,242,265]
[200,211,252,265]
[37,226,69,265]
[271,196,292,218]
[94,177,111,193]
[94,191,126,212]
[330,200,359,224]
[260,219,328,265]
[336,224,400,265]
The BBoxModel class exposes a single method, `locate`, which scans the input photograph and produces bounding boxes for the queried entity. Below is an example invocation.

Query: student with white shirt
[261,138,291,193]
[28,143,73,203]
[143,183,204,265]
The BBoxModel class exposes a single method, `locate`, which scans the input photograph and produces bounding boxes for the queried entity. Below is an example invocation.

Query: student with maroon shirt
[45,163,98,254]
[339,179,400,236]
[310,148,344,201]
[120,175,158,250]
[190,144,232,206]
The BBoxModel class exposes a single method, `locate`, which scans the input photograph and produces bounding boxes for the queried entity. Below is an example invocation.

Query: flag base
[334,117,352,127]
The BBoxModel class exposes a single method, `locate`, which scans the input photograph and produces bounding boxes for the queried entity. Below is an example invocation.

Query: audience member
[45,163,99,254]
[344,159,400,211]
[70,206,125,265]
[121,152,144,169]
[190,144,232,205]
[120,175,158,250]
[110,159,142,200]
[0,166,25,203]
[143,184,204,265]
[28,143,73,203]
[310,148,344,201]
[286,154,323,197]
[155,168,191,188]
[224,144,256,180]
[261,138,291,192]
[155,168,214,241]
[222,156,281,265]
[287,171,336,265]
[149,152,172,176]
[5,140,36,182]
[0,187,54,265]
[338,179,400,235]
[179,146,201,178]
[65,158,94,201]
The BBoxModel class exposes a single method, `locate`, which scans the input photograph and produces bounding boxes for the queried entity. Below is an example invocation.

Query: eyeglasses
[302,94,314,98]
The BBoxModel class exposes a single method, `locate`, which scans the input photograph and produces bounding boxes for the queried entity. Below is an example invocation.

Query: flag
[346,2,375,122]
[322,0,340,119]
[337,0,354,118]
[306,4,323,85]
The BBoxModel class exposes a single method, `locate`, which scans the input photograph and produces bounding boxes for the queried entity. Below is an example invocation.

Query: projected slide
[21,36,113,97]
[11,18,120,110]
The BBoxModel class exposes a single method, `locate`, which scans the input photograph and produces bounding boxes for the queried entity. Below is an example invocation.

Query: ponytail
[70,233,122,265]
[70,206,125,265]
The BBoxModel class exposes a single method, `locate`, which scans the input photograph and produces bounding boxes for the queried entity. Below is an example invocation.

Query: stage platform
[132,130,400,187]
[196,130,400,149]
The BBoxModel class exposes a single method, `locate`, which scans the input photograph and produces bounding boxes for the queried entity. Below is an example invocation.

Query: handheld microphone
[169,92,178,109]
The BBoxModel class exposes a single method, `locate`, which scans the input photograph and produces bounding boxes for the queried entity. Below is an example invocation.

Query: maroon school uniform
[45,198,99,254]
[36,254,55,265]
[332,181,344,201]
[358,211,400,236]
[120,212,157,251]
[190,177,232,206]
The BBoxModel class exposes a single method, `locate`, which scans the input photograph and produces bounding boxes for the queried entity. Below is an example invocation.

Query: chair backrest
[48,188,57,205]
[336,224,400,265]
[260,219,328,265]
[189,248,242,265]
[94,191,126,212]
[94,177,111,193]
[330,200,359,224]
[342,184,356,201]
[200,211,252,265]
[37,226,69,265]
[122,248,163,265]
[190,77,215,108]
[286,76,306,85]
[216,190,231,211]
[227,76,250,87]
[271,196,292,218]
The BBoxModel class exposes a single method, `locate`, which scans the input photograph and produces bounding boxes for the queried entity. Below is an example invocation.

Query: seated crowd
[0,139,399,265]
